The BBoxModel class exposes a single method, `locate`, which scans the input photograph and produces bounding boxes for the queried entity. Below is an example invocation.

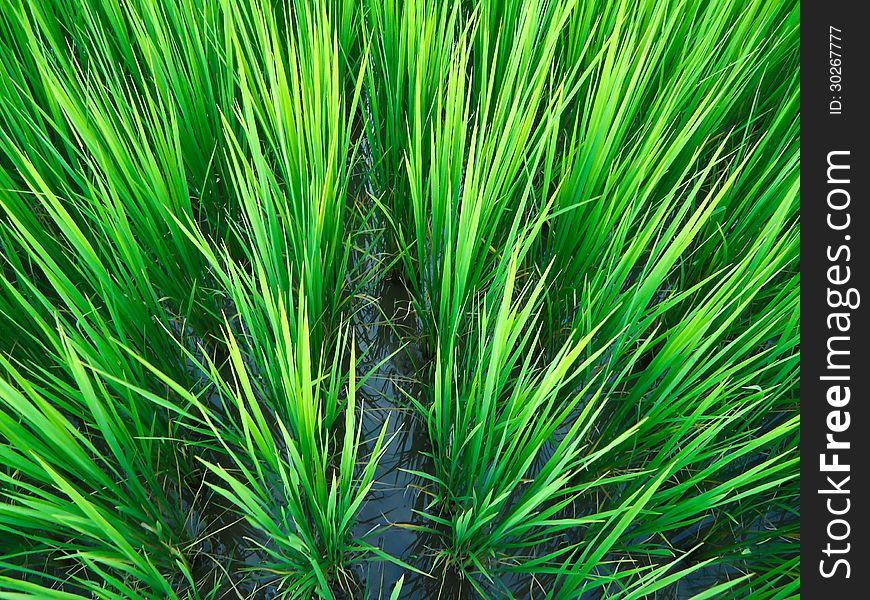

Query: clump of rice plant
[1,0,799,598]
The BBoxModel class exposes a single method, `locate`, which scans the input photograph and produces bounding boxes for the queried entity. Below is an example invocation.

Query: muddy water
[350,274,435,598]
[349,274,505,599]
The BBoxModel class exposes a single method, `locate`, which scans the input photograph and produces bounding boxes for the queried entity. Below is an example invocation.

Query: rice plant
[1,0,799,598]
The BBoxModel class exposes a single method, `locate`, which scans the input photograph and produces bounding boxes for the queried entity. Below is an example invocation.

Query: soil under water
[350,270,479,599]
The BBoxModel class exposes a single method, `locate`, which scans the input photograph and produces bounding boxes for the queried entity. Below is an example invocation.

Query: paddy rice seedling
[2,0,799,598]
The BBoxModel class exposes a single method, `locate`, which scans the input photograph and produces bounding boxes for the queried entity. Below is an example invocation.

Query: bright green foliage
[0,0,798,598]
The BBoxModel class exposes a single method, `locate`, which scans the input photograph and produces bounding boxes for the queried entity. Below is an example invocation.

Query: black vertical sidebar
[802,1,869,597]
